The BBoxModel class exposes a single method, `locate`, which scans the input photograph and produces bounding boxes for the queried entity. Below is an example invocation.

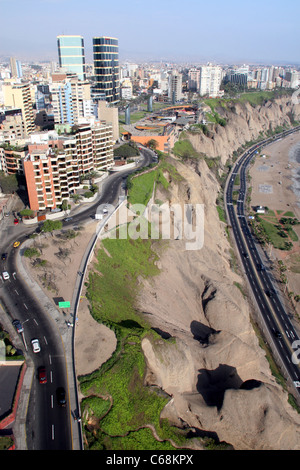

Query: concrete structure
[168,70,182,103]
[93,36,120,103]
[199,65,222,97]
[3,82,35,135]
[57,35,86,81]
[10,57,22,79]
[0,111,26,141]
[97,100,119,142]
[24,123,114,211]
[126,130,175,153]
[0,144,27,175]
[50,74,92,125]
[120,79,133,100]
[188,68,200,92]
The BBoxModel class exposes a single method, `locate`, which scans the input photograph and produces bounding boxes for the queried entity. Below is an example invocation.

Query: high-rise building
[50,74,92,125]
[10,57,22,79]
[188,68,200,92]
[93,36,120,103]
[3,82,35,135]
[57,35,86,81]
[199,65,222,97]
[168,70,182,103]
[24,123,114,211]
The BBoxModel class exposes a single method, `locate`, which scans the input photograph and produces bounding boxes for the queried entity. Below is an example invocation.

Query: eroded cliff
[137,97,300,449]
[188,95,300,164]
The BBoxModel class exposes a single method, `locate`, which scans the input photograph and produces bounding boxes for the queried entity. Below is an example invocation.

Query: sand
[249,130,300,314]
[23,220,116,377]
[23,131,300,378]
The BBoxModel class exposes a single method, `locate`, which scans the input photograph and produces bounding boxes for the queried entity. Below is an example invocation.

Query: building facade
[199,65,222,97]
[3,82,35,135]
[93,36,120,103]
[168,70,182,103]
[188,68,200,92]
[57,35,86,81]
[50,74,92,125]
[24,123,114,211]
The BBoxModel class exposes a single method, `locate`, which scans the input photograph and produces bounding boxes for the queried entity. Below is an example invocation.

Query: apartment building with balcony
[3,82,35,135]
[0,143,28,175]
[199,65,222,98]
[23,122,114,211]
[50,74,93,126]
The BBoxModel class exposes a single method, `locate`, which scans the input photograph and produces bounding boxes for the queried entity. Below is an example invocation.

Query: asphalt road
[225,126,300,398]
[0,146,154,449]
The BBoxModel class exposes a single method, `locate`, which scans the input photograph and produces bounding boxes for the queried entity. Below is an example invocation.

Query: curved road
[0,147,154,449]
[225,126,300,399]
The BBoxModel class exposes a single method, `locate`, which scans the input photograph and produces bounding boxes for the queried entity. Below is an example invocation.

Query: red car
[14,218,19,225]
[38,366,47,384]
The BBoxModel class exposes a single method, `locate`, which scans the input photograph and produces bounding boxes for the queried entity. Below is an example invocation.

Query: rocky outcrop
[138,151,300,450]
[188,96,300,164]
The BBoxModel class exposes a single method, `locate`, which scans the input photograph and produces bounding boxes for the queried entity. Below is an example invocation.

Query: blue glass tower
[57,35,86,81]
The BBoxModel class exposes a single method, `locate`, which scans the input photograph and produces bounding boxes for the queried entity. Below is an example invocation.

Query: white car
[31,339,41,353]
[2,271,10,281]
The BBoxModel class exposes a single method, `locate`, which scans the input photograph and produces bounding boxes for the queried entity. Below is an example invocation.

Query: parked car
[2,271,10,281]
[38,366,47,384]
[31,338,41,353]
[12,319,24,334]
[64,217,73,222]
[56,387,66,407]
[14,218,19,225]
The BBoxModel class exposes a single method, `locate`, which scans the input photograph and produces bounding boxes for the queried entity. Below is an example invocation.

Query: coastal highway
[225,126,300,397]
[0,146,155,449]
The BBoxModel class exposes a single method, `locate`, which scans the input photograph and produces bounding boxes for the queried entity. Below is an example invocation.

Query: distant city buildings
[0,32,299,216]
[10,57,23,79]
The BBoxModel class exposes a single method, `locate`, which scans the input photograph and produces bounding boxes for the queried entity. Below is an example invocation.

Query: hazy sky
[1,0,299,65]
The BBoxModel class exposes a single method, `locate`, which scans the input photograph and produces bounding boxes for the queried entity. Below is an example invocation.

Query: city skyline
[0,0,299,65]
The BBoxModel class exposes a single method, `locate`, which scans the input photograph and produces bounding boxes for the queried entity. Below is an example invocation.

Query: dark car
[1,253,7,261]
[12,319,24,334]
[56,387,66,407]
[38,366,47,384]
[257,263,265,271]
[266,290,275,298]
[273,330,282,339]
[242,252,249,259]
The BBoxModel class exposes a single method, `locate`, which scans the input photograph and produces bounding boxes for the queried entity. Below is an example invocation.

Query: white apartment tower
[199,65,222,98]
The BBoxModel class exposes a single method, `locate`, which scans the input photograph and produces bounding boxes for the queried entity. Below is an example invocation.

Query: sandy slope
[23,96,300,449]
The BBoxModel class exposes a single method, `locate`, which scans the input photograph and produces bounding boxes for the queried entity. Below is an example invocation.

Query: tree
[20,209,35,218]
[42,220,63,234]
[146,139,159,150]
[24,247,40,258]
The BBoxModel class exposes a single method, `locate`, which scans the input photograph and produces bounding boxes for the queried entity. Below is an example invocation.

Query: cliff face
[137,98,300,450]
[188,96,300,164]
